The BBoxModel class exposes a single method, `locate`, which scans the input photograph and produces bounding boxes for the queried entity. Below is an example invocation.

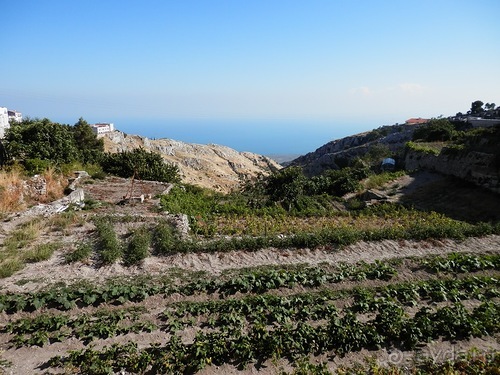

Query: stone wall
[405,149,500,193]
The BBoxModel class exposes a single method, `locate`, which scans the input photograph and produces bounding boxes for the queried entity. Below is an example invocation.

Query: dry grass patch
[39,167,66,203]
[0,168,26,216]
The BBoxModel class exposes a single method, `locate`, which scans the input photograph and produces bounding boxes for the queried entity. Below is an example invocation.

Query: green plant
[405,141,440,155]
[22,243,60,263]
[101,148,180,183]
[64,242,93,263]
[123,227,151,266]
[93,218,122,265]
[0,259,23,278]
[153,221,180,255]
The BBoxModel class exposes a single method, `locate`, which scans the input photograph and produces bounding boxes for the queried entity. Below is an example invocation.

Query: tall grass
[40,167,66,202]
[0,168,25,215]
[64,241,93,264]
[22,242,60,263]
[0,166,67,216]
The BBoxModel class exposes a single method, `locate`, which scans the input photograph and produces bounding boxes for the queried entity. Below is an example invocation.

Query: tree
[264,166,307,210]
[72,117,104,164]
[484,103,496,113]
[5,118,79,165]
[100,148,180,183]
[412,118,455,142]
[4,117,105,173]
[470,100,484,115]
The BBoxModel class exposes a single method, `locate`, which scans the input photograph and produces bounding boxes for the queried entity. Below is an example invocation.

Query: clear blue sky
[1,0,499,154]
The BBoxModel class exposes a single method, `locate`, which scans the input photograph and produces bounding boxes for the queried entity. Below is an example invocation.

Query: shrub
[93,218,122,265]
[23,158,51,175]
[101,148,180,183]
[123,227,151,266]
[412,118,456,142]
[153,222,180,255]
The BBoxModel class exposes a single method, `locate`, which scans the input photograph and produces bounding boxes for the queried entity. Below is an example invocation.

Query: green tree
[5,118,79,166]
[484,103,496,111]
[101,148,180,183]
[265,166,307,210]
[72,118,104,164]
[470,100,484,115]
[412,118,455,142]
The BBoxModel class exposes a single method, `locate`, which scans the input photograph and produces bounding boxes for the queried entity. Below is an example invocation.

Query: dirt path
[2,235,499,294]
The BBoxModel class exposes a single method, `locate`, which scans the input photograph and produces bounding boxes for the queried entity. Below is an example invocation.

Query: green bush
[412,118,456,142]
[153,222,180,255]
[101,148,180,183]
[4,118,103,168]
[23,158,51,175]
[123,227,151,266]
[93,219,122,265]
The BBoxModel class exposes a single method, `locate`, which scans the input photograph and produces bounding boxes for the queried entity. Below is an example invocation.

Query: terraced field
[0,173,499,374]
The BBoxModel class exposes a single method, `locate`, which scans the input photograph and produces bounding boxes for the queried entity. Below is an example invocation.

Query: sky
[1,0,499,154]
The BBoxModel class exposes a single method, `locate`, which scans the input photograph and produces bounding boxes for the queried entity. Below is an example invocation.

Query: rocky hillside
[102,131,281,192]
[290,119,500,195]
[405,130,500,194]
[289,123,420,176]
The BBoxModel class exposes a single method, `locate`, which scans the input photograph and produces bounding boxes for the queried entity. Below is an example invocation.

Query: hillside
[289,123,419,176]
[102,131,281,192]
[1,120,500,374]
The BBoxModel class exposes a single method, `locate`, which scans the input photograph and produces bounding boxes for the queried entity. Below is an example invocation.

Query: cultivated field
[0,174,499,374]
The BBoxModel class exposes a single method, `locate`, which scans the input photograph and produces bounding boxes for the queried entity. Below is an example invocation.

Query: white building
[0,107,23,138]
[90,122,115,135]
[0,107,9,139]
[8,110,22,123]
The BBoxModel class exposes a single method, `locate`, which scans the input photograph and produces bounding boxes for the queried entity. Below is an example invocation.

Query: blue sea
[114,118,372,156]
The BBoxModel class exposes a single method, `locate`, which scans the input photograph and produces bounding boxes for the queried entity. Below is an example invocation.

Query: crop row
[161,276,500,335]
[4,307,154,347]
[422,252,500,273]
[167,219,500,254]
[6,276,498,349]
[0,260,397,314]
[1,252,498,314]
[47,300,500,374]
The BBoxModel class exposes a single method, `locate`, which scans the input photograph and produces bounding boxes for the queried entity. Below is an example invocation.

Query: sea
[114,118,372,157]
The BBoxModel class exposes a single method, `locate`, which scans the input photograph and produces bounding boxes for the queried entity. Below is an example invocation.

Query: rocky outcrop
[102,131,281,192]
[405,149,500,194]
[290,124,421,176]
